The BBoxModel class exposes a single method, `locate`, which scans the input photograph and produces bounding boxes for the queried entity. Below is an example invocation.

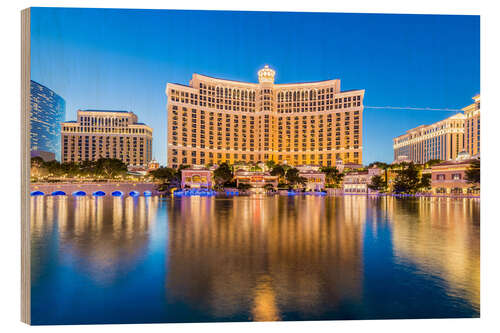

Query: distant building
[463,95,480,158]
[393,113,465,164]
[30,80,66,161]
[148,159,160,172]
[431,157,479,195]
[299,171,326,191]
[234,170,279,193]
[30,150,55,163]
[342,166,382,194]
[181,167,214,189]
[166,65,365,169]
[61,110,153,166]
[335,158,363,173]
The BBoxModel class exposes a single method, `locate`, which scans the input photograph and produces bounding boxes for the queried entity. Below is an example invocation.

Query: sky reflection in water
[30,195,480,325]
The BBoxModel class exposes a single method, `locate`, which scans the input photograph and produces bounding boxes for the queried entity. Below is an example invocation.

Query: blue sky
[30,8,479,165]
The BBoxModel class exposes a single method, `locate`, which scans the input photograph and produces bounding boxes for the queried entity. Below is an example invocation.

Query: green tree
[150,167,176,182]
[392,162,421,194]
[60,162,80,178]
[30,157,46,179]
[418,173,432,191]
[237,183,251,191]
[44,160,62,177]
[264,183,275,192]
[465,159,480,184]
[367,162,390,189]
[285,168,307,187]
[265,160,276,171]
[320,166,344,188]
[425,159,443,168]
[213,162,233,188]
[270,164,286,180]
[368,175,387,192]
[249,163,262,172]
[94,158,127,178]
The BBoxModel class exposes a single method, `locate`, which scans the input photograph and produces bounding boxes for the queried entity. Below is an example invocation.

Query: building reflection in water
[30,196,159,286]
[165,196,366,321]
[29,194,480,323]
[386,197,480,311]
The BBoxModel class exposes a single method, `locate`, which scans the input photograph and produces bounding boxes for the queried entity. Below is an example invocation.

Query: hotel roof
[79,109,132,113]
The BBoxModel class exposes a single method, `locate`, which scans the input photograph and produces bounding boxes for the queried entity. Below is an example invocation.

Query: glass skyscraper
[30,80,66,161]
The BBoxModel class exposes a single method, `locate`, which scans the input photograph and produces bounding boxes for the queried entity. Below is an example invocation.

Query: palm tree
[320,166,343,188]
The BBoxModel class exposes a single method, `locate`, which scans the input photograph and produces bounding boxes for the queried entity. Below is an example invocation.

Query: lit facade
[431,159,479,195]
[342,166,382,194]
[61,110,153,166]
[181,167,214,189]
[393,113,465,164]
[30,80,66,161]
[166,66,364,169]
[234,170,279,192]
[463,95,480,157]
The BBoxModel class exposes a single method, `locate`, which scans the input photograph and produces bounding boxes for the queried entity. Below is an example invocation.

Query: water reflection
[165,196,366,320]
[31,196,160,286]
[29,195,479,324]
[388,197,480,310]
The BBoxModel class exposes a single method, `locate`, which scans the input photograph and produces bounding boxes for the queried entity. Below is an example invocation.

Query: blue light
[129,191,140,197]
[92,191,106,197]
[31,191,44,196]
[143,191,152,197]
[51,190,66,196]
[111,190,123,197]
[72,190,86,196]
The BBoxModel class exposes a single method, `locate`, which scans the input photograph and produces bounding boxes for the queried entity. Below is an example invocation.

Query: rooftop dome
[258,65,276,84]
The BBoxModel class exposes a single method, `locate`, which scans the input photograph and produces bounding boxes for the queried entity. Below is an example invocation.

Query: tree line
[31,157,129,181]
[367,160,480,194]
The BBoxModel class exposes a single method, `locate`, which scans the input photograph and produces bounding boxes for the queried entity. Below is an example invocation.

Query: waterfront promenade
[30,182,160,196]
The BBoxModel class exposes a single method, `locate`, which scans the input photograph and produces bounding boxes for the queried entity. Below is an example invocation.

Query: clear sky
[30,7,479,166]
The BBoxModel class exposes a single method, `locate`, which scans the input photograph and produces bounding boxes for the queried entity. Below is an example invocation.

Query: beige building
[61,109,153,166]
[166,65,364,169]
[342,166,382,194]
[431,158,479,195]
[393,113,465,164]
[463,94,480,158]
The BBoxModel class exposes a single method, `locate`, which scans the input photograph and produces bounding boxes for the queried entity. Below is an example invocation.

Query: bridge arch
[111,190,123,197]
[129,190,140,197]
[92,191,106,197]
[72,190,87,196]
[51,190,66,196]
[30,191,44,196]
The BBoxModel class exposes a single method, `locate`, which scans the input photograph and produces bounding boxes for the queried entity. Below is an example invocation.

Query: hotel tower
[393,113,465,164]
[166,66,365,168]
[463,94,480,158]
[61,110,153,166]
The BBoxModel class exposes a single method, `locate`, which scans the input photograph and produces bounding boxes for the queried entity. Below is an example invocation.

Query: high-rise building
[61,110,153,166]
[166,66,364,169]
[463,94,480,158]
[393,113,465,164]
[30,80,66,161]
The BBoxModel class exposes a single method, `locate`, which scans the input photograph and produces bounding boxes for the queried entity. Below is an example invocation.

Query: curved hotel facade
[61,110,153,166]
[30,80,66,161]
[166,66,364,168]
[393,113,465,164]
[393,95,480,164]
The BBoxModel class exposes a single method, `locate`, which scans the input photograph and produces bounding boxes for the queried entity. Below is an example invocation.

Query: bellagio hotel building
[61,110,153,166]
[166,66,365,169]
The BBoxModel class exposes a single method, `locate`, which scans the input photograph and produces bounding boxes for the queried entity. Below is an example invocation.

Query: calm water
[30,195,480,325]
